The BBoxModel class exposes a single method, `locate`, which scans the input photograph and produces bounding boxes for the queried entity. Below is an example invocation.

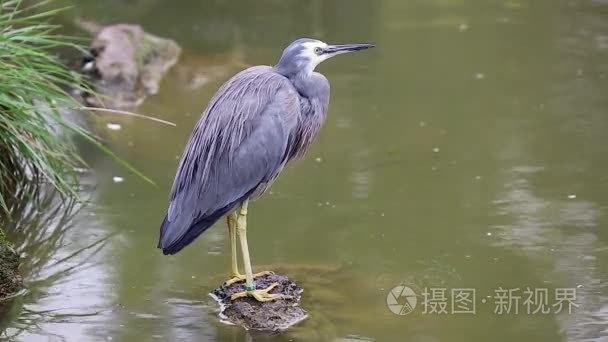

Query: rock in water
[81,24,181,108]
[0,231,20,300]
[210,273,308,331]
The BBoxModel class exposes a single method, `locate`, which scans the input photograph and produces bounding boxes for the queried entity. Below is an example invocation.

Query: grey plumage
[159,38,373,255]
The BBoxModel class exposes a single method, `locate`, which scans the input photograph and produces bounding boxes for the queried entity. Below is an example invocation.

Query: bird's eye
[314,47,323,55]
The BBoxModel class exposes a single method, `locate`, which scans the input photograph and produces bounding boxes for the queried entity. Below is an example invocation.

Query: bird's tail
[158,191,256,255]
[158,205,235,255]
[159,216,213,255]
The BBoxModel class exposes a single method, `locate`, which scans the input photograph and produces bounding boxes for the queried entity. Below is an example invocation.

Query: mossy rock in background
[78,23,182,108]
[0,229,21,299]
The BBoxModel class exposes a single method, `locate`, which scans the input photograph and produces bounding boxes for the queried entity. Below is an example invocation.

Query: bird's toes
[224,274,246,286]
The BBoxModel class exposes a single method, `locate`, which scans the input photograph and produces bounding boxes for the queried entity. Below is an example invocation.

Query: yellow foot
[224,271,275,287]
[230,282,287,302]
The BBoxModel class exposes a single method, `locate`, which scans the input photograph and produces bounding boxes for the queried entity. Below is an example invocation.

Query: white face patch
[298,40,329,74]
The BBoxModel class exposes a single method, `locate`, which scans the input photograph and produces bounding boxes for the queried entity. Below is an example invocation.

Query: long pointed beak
[324,43,375,55]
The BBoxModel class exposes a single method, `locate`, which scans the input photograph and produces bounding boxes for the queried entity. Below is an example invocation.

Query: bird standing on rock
[159,38,375,302]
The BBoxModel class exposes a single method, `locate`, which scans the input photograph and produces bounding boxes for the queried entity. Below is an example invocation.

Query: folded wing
[159,66,300,254]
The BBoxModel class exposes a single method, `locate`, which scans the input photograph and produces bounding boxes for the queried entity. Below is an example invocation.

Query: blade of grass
[0,0,163,212]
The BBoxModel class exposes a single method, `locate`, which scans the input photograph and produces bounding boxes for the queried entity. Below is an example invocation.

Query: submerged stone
[79,24,181,108]
[0,230,21,299]
[210,273,307,331]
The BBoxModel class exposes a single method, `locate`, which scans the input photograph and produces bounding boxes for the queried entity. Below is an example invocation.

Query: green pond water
[2,0,608,341]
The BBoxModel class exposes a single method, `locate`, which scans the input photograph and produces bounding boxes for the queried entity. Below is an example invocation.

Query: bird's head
[274,38,375,77]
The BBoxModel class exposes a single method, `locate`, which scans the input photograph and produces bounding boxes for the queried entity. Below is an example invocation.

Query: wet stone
[210,273,307,331]
[0,234,21,300]
[79,24,181,108]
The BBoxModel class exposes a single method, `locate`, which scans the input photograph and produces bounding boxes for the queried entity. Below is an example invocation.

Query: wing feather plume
[159,66,300,254]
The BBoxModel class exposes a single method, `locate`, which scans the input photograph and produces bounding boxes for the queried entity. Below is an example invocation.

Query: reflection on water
[0,177,112,340]
[2,0,608,341]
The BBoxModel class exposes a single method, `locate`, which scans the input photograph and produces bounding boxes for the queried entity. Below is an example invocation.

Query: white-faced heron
[159,38,375,301]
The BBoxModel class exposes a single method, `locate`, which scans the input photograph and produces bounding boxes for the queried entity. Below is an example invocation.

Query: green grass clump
[0,0,151,213]
[0,0,88,211]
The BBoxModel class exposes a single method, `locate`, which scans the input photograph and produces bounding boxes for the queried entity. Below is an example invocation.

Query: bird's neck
[273,66,329,115]
[284,72,330,161]
[290,71,326,101]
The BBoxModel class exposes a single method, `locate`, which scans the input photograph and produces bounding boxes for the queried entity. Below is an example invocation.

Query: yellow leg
[230,200,284,302]
[224,211,274,286]
[227,213,241,278]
